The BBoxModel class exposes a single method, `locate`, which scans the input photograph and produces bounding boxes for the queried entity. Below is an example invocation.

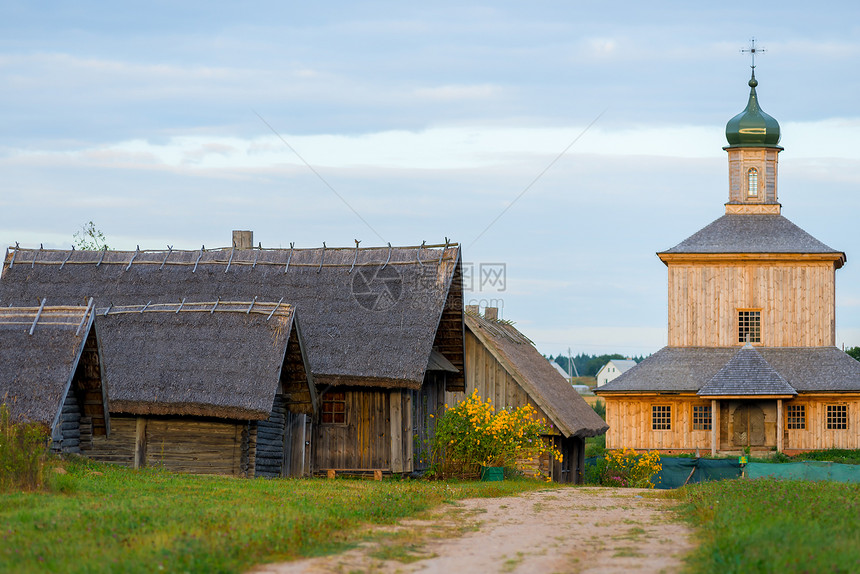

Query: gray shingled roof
[596,346,860,394]
[660,215,843,258]
[698,344,796,396]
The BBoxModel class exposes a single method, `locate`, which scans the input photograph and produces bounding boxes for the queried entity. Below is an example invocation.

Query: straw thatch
[1,242,464,391]
[465,310,608,438]
[0,302,100,430]
[94,301,313,420]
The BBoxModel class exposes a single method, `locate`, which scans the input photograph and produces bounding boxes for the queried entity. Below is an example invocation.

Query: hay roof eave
[465,312,608,438]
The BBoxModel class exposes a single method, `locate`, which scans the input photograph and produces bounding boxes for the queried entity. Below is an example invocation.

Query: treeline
[547,353,645,378]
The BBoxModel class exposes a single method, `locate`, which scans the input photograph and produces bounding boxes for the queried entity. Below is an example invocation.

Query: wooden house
[0,236,465,475]
[87,301,315,477]
[452,307,607,482]
[595,70,860,455]
[0,301,109,454]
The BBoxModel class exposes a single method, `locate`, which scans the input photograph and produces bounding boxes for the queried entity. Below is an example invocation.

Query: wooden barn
[85,301,315,477]
[596,70,860,455]
[451,307,607,483]
[0,235,465,476]
[0,300,109,454]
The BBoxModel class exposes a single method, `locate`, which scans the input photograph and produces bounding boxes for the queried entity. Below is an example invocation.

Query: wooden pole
[711,399,718,456]
[777,399,784,453]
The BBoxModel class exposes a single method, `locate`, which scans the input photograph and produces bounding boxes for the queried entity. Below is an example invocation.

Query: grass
[672,478,860,573]
[0,456,555,573]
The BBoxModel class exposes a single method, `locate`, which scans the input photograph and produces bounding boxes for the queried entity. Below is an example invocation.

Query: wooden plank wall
[412,374,445,471]
[313,389,391,470]
[88,415,249,476]
[667,262,835,347]
[783,396,860,451]
[604,397,713,451]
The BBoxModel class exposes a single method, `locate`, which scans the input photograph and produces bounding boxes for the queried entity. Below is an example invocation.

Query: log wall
[667,262,836,347]
[606,395,860,452]
[783,395,860,451]
[88,415,252,476]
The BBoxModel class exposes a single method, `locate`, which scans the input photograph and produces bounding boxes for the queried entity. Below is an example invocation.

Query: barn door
[732,404,765,447]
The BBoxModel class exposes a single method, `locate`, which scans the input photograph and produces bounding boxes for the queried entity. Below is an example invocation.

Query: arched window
[747,167,759,197]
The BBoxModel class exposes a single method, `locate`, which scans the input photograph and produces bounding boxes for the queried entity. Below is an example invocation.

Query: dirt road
[251,487,694,574]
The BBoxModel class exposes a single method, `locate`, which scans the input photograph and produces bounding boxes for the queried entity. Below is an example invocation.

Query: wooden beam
[777,399,784,453]
[390,390,403,473]
[711,399,718,456]
[133,417,147,470]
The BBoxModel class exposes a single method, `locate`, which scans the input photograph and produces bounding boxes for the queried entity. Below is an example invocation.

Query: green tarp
[746,461,860,483]
[585,456,860,488]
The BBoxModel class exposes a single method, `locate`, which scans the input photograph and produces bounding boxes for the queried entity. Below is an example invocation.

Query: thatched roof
[596,346,860,394]
[1,242,464,391]
[464,310,608,438]
[95,301,314,420]
[659,215,845,267]
[0,302,98,428]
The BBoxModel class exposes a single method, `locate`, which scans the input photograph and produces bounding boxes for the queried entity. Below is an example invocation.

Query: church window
[786,404,806,430]
[652,405,671,430]
[738,310,761,343]
[747,167,759,197]
[321,391,346,424]
[692,405,712,430]
[826,404,848,430]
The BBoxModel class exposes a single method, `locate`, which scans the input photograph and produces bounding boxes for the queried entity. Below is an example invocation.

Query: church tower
[596,53,860,455]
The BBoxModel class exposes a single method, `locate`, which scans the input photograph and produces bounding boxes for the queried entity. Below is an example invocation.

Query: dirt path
[250,487,694,574]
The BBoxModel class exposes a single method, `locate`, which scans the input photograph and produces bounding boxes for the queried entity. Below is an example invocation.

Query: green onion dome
[725,72,781,148]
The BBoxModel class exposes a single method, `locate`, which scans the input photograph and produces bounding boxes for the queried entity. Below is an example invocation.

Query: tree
[73,221,109,250]
[846,347,860,362]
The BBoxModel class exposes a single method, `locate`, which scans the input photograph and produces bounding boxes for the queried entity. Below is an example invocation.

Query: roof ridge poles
[267,297,284,320]
[126,245,140,271]
[382,242,392,269]
[417,240,426,267]
[76,297,95,336]
[176,297,186,314]
[439,237,450,263]
[8,242,19,268]
[349,239,361,273]
[159,246,173,270]
[193,245,205,273]
[225,247,235,273]
[32,244,42,268]
[29,298,47,335]
[97,245,108,267]
[60,246,74,270]
[284,242,294,273]
[317,242,326,273]
[246,296,257,314]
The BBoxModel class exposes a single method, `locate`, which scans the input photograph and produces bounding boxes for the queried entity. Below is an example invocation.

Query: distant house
[0,301,109,454]
[456,306,608,483]
[596,359,637,387]
[0,234,464,476]
[549,361,572,381]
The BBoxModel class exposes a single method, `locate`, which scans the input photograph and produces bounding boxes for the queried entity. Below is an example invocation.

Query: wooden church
[596,65,860,455]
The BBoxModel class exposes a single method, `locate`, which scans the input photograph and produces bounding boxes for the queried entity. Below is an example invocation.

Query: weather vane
[741,37,765,70]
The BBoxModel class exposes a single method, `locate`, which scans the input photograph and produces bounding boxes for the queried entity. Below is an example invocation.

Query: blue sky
[2,2,860,357]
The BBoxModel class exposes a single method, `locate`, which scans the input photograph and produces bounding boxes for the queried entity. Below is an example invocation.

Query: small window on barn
[747,167,759,197]
[692,405,712,430]
[826,404,848,430]
[786,404,806,430]
[738,310,761,343]
[322,391,346,424]
[652,405,671,430]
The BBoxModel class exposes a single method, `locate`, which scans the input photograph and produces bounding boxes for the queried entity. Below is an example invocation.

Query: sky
[2,2,860,358]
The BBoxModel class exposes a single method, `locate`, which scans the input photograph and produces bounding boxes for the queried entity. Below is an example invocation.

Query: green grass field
[0,457,554,573]
[673,478,860,573]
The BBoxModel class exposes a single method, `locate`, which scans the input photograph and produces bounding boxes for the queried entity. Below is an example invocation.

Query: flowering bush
[600,448,662,488]
[429,390,562,479]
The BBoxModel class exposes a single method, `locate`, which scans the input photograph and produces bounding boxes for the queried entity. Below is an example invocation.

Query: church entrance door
[732,404,765,447]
